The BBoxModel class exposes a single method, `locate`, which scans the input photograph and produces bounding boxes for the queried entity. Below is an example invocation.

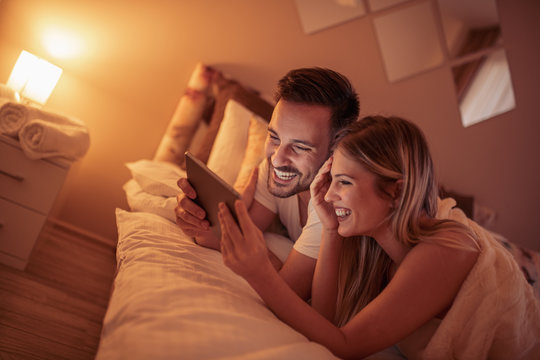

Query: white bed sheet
[95,209,338,360]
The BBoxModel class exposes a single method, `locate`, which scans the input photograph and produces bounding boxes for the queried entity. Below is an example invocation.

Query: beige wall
[1,0,539,250]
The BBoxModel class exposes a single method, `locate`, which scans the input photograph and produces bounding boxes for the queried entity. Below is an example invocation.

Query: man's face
[265,99,332,198]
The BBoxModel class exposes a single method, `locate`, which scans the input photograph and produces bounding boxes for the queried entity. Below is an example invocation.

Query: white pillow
[206,100,253,186]
[123,179,177,222]
[104,209,338,360]
[125,159,185,197]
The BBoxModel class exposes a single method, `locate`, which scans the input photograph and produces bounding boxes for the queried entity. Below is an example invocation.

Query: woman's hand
[219,199,273,281]
[310,157,338,231]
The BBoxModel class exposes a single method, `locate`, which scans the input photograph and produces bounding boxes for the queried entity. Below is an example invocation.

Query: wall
[0,0,539,250]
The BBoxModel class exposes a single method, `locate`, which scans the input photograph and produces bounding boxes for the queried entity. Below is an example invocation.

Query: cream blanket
[422,198,540,359]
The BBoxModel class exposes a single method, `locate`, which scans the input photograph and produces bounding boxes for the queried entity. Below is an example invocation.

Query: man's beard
[266,159,313,198]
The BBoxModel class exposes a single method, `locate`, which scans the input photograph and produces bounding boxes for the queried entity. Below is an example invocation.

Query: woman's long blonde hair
[333,116,477,326]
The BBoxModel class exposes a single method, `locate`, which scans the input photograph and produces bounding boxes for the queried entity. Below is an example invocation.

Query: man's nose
[271,145,291,168]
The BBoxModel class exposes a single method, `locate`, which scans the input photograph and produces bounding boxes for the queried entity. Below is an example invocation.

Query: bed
[95,64,540,360]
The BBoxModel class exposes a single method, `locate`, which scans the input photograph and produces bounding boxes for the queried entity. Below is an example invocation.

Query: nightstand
[0,135,70,270]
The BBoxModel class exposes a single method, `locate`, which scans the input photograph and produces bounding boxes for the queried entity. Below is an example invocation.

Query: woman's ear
[388,179,403,201]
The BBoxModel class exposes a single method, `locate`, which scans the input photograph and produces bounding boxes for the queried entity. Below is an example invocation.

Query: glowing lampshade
[6,50,62,105]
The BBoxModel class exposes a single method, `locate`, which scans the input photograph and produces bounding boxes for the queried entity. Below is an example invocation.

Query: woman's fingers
[235,200,253,232]
[235,200,266,246]
[218,202,245,246]
[219,211,232,254]
[311,157,333,205]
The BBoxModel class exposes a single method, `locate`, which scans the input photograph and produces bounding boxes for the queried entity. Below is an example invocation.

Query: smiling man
[176,67,359,300]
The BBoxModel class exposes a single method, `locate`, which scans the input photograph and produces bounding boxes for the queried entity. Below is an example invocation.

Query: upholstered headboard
[154,63,274,168]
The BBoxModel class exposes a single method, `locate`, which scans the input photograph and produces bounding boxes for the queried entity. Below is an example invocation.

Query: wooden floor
[0,220,116,359]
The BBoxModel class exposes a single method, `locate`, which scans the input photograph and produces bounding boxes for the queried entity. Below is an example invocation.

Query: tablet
[185,151,240,238]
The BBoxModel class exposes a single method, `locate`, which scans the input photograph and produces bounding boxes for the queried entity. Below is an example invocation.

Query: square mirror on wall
[372,0,516,127]
[368,0,410,12]
[294,0,366,34]
[437,0,516,127]
[372,1,444,83]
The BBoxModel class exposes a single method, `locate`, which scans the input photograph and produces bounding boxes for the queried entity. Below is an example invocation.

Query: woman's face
[325,148,394,239]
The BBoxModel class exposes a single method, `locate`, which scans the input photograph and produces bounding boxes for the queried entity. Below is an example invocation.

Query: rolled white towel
[0,99,27,135]
[0,100,83,137]
[18,119,90,161]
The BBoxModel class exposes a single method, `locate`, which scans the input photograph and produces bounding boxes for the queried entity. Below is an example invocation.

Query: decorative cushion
[193,75,273,165]
[492,232,540,298]
[234,115,268,191]
[153,63,217,168]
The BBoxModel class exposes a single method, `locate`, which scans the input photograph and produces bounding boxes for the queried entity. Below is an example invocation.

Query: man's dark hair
[274,67,360,141]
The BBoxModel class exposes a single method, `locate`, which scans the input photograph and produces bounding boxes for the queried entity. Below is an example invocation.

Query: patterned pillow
[153,63,217,168]
[233,115,268,192]
[491,232,540,298]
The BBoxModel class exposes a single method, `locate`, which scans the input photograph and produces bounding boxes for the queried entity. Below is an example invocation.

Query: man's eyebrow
[267,127,316,148]
[292,139,316,148]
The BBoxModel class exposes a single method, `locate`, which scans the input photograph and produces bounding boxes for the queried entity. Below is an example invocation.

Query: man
[175,67,359,300]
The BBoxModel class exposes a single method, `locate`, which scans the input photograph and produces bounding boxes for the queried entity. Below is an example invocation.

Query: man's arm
[249,199,316,300]
[248,200,285,270]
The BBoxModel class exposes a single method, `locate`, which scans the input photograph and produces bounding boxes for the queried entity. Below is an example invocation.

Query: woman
[218,116,540,359]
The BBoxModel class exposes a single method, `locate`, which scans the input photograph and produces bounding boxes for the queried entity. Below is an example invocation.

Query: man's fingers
[174,200,209,231]
[177,194,207,220]
[177,177,196,199]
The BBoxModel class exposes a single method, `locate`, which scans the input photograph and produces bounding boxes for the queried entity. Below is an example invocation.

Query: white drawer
[0,198,46,269]
[0,139,68,214]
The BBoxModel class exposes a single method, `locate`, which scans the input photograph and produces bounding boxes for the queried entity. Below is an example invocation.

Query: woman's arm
[219,200,392,358]
[220,201,478,358]
[311,229,342,321]
[309,157,343,321]
[218,200,353,357]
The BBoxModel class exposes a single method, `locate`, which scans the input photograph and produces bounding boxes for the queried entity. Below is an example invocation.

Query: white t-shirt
[254,160,322,259]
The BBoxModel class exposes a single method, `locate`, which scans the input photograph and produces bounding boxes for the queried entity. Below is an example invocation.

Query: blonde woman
[218,116,540,359]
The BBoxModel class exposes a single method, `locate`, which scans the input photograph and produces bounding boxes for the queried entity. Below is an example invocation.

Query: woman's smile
[334,207,352,221]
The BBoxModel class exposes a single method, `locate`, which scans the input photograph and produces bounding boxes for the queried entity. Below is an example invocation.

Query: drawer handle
[0,169,25,182]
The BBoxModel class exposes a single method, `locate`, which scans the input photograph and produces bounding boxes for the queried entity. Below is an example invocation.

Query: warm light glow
[6,50,63,105]
[43,28,83,59]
